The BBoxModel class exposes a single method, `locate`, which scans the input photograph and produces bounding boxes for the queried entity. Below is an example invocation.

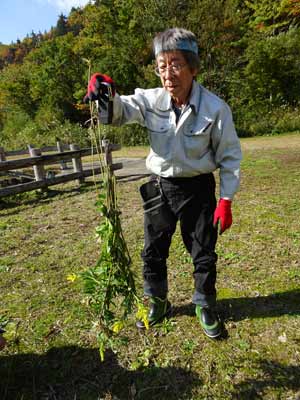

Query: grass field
[0,133,300,400]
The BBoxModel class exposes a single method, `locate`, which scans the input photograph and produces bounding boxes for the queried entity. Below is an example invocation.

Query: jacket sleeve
[211,104,242,200]
[112,89,147,127]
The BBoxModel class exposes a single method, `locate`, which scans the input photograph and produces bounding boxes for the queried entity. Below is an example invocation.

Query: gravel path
[113,157,150,181]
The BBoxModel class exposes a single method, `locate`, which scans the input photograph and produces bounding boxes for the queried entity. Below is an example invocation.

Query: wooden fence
[0,141,122,198]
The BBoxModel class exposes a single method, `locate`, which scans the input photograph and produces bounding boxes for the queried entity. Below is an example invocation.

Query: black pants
[141,173,218,307]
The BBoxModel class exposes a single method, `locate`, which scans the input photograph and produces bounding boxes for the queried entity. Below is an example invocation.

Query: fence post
[102,139,112,168]
[0,147,6,162]
[70,144,84,184]
[56,139,68,170]
[28,148,45,182]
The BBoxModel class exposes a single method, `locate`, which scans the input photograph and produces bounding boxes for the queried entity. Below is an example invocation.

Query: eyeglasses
[154,63,187,77]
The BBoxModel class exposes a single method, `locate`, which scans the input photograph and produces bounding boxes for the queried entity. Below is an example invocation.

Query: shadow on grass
[0,183,98,216]
[219,289,300,322]
[232,359,300,399]
[0,174,146,215]
[0,346,200,400]
[173,289,300,322]
[117,173,150,183]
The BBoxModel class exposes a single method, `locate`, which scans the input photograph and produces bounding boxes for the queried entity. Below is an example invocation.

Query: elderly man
[85,27,242,339]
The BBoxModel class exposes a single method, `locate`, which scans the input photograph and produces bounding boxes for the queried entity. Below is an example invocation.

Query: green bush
[1,110,32,148]
[273,107,300,134]
[98,123,149,146]
[2,103,298,149]
[1,117,89,150]
[235,105,300,137]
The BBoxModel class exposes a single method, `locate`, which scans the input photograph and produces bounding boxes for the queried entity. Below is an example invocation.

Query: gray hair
[153,28,200,70]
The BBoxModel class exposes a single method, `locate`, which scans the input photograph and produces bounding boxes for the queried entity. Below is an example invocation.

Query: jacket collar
[156,80,201,114]
[189,80,201,114]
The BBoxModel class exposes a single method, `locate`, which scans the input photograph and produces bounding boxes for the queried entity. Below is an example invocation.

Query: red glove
[84,73,116,124]
[84,73,116,107]
[213,199,232,234]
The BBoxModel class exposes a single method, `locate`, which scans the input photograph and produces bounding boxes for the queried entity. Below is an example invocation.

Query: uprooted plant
[80,62,148,360]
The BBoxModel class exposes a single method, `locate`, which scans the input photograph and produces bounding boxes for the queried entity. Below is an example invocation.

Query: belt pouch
[140,180,175,232]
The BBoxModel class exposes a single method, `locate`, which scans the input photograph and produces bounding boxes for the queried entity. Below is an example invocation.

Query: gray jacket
[113,81,242,199]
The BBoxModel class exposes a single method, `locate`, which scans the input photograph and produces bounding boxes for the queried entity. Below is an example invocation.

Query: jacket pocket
[145,110,170,134]
[145,111,172,158]
[184,119,213,137]
[183,118,214,159]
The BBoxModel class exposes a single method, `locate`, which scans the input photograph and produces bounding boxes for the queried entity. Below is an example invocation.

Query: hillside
[0,0,300,149]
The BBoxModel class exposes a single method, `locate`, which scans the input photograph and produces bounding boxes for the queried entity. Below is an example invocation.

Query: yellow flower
[112,320,124,334]
[3,322,17,341]
[136,303,149,330]
[66,273,78,282]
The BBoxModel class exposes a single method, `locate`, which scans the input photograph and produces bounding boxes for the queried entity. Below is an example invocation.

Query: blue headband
[154,38,198,56]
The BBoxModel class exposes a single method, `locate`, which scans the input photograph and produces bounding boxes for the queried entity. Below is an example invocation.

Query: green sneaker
[136,296,172,329]
[196,305,222,339]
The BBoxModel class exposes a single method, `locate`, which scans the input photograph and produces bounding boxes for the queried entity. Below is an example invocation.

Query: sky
[0,0,91,45]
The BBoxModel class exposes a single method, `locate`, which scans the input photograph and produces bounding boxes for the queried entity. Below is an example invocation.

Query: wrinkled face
[156,50,197,105]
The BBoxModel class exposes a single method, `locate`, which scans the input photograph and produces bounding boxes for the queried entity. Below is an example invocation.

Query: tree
[244,28,300,106]
[27,33,86,121]
[185,0,247,98]
[245,0,300,33]
[0,62,36,117]
[55,14,69,37]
